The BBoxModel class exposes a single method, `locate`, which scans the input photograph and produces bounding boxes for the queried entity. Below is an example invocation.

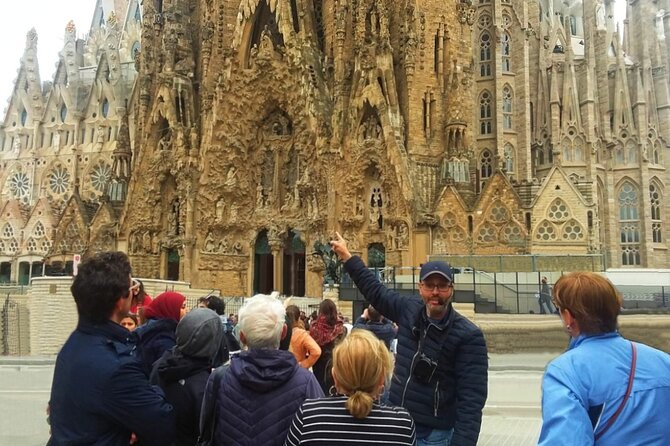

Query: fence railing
[340,268,670,314]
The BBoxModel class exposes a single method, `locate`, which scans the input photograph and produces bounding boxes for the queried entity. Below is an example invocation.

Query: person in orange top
[286,305,321,369]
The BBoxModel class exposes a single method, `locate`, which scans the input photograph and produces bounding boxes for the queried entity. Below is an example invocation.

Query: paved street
[0,353,554,445]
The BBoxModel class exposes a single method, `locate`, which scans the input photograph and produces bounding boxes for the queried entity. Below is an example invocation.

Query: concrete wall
[479,314,670,354]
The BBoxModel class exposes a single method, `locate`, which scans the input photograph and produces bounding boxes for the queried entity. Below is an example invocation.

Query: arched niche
[282,229,305,296]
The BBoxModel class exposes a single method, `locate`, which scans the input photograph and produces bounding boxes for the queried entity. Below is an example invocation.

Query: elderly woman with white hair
[207,293,323,446]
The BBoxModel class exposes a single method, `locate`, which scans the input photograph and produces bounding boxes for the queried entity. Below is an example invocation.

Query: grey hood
[176,308,223,359]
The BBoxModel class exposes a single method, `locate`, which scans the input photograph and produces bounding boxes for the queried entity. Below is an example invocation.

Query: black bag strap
[197,362,230,445]
[594,341,637,441]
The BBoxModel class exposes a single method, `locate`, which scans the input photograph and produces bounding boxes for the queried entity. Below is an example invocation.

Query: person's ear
[240,331,247,347]
[280,323,288,340]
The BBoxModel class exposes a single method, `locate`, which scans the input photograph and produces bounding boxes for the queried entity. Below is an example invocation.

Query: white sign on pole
[73,254,81,276]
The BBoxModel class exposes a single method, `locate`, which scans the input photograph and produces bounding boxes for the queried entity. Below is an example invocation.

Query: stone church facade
[1,0,669,297]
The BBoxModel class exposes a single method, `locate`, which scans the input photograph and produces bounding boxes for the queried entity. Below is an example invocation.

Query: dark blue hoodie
[214,349,323,446]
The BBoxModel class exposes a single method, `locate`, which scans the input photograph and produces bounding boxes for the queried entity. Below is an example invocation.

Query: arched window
[502,86,513,129]
[650,183,662,243]
[479,91,493,134]
[503,143,514,174]
[618,182,641,265]
[480,149,493,179]
[20,109,28,127]
[60,104,67,122]
[501,32,511,72]
[101,99,110,118]
[479,32,492,77]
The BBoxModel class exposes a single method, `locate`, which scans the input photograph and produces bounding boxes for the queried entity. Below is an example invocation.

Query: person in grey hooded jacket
[151,308,224,446]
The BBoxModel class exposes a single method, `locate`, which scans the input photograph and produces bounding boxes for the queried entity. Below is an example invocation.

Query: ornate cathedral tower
[122,0,477,295]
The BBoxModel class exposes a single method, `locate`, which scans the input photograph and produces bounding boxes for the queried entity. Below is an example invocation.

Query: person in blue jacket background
[539,272,670,445]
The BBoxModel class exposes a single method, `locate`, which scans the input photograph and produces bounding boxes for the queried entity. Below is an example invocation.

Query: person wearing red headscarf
[135,291,186,375]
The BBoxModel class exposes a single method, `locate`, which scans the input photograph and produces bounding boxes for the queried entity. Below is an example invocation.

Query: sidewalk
[0,353,553,445]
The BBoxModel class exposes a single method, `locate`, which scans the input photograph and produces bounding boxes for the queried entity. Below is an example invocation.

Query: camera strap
[414,308,455,368]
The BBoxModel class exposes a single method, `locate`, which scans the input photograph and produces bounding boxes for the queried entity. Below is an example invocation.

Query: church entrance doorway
[282,230,305,296]
[166,249,180,281]
[254,230,274,294]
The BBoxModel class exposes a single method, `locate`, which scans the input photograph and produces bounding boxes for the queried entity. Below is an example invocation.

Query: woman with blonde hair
[539,272,670,445]
[285,329,415,445]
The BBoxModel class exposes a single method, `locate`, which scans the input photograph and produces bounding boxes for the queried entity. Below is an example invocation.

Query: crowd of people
[46,240,670,446]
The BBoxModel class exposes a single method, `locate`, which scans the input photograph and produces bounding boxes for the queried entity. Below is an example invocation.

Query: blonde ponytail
[332,329,394,419]
[346,390,375,419]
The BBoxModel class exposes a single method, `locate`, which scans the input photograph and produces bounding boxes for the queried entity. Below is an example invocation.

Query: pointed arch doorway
[282,230,305,296]
[254,230,274,294]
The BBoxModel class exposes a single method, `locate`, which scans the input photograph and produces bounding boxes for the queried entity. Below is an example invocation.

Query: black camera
[413,353,438,383]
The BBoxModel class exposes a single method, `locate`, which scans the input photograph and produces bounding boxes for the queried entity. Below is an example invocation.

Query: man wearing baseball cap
[330,233,487,446]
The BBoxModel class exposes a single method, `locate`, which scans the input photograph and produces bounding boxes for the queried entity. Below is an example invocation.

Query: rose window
[91,163,112,192]
[50,167,71,194]
[8,172,30,199]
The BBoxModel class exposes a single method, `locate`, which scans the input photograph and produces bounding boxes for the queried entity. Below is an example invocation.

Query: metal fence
[1,294,30,355]
[340,267,670,314]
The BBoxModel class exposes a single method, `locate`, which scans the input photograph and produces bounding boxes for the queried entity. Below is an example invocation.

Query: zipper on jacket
[434,381,440,416]
[401,349,421,406]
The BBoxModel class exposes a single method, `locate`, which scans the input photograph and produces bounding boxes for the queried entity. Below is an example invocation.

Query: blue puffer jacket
[135,318,178,375]
[214,349,324,446]
[353,317,396,349]
[539,332,670,445]
[48,320,175,446]
[344,256,488,446]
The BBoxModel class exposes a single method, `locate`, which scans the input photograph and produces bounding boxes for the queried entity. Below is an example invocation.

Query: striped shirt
[284,396,416,445]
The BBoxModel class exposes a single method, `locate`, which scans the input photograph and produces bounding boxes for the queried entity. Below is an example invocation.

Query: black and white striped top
[284,396,416,445]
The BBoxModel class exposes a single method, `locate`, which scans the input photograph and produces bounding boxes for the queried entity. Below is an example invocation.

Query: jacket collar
[568,331,620,350]
[77,318,134,344]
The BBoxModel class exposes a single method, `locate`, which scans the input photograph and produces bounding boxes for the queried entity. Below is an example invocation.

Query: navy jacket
[345,256,488,446]
[48,320,175,446]
[135,318,178,375]
[353,317,396,349]
[214,349,323,445]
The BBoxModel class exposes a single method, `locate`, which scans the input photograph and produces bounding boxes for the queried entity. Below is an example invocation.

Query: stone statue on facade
[216,197,225,222]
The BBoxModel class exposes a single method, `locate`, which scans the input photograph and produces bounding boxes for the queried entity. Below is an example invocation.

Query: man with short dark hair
[331,233,488,446]
[48,251,175,446]
[353,304,397,349]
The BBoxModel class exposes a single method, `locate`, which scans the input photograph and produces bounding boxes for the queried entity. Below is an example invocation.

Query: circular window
[8,172,30,199]
[90,163,112,192]
[50,167,71,194]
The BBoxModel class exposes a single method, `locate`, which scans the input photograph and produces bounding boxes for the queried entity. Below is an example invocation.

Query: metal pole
[494,272,498,313]
[515,271,520,314]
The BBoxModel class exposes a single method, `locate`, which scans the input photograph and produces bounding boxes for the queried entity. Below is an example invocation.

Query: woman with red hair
[135,291,186,375]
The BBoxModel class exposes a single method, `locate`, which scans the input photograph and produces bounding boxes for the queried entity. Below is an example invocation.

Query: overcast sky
[0,0,628,119]
[0,0,94,115]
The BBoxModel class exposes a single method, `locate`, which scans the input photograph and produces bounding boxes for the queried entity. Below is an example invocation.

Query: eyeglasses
[421,282,452,292]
